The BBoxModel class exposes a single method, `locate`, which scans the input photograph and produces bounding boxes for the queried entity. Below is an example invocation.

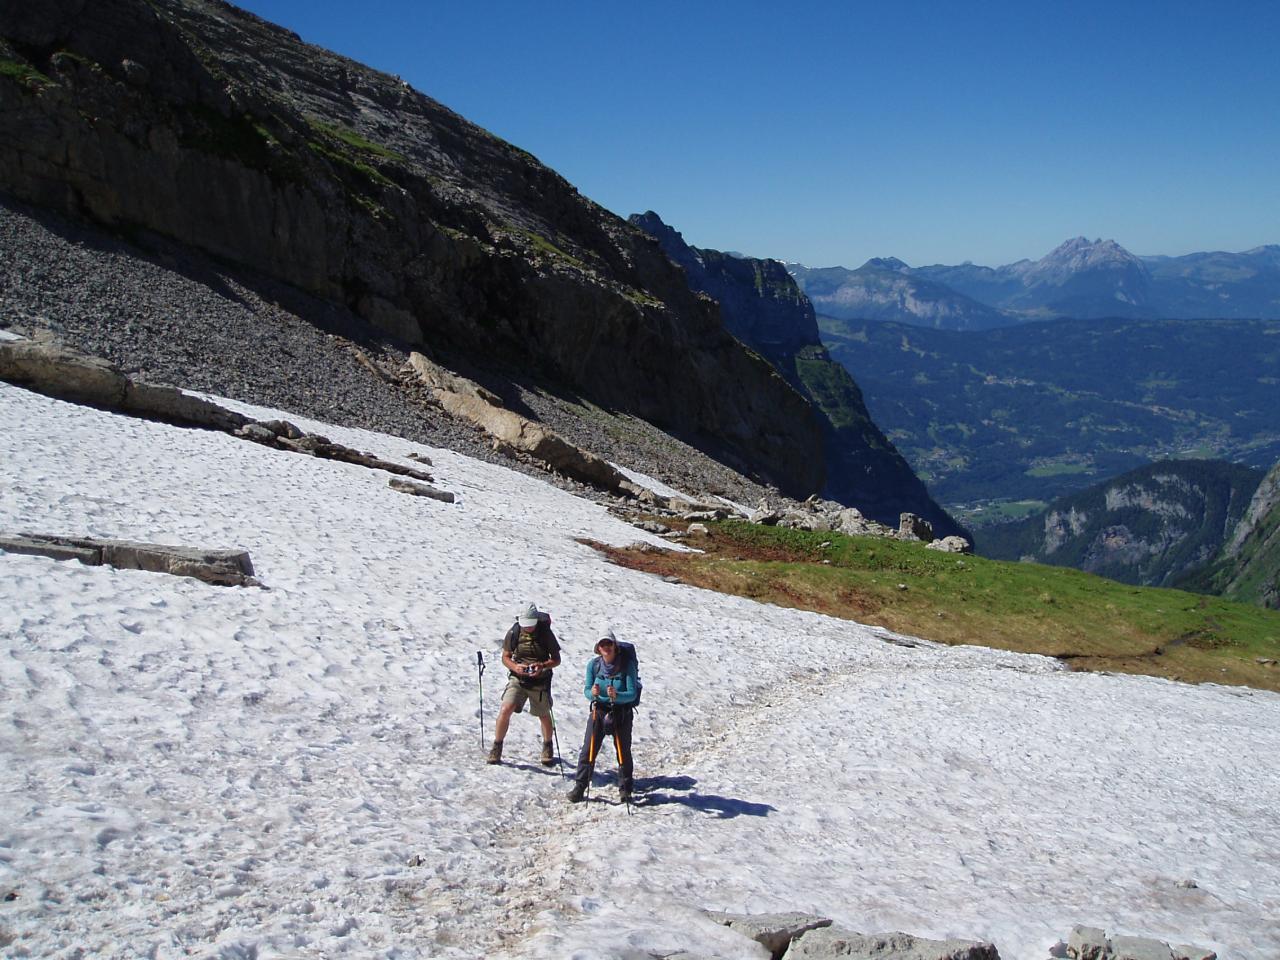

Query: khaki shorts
[502,678,553,717]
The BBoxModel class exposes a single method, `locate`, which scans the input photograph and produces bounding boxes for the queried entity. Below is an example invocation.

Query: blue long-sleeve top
[583,653,639,706]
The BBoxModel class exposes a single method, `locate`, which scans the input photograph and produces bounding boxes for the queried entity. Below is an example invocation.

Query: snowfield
[2,382,1278,959]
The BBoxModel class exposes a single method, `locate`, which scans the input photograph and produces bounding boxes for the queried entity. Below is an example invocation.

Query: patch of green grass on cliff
[594,520,1280,692]
[307,140,395,189]
[793,349,885,446]
[0,57,51,88]
[622,287,664,308]
[309,120,407,164]
[513,227,586,271]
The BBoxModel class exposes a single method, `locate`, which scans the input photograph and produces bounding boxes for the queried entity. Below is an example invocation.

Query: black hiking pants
[574,703,633,793]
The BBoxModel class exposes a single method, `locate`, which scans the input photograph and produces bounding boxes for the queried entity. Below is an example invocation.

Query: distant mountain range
[977,460,1264,588]
[791,238,1280,328]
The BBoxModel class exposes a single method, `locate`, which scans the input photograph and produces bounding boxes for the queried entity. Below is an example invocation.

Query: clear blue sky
[234,0,1278,268]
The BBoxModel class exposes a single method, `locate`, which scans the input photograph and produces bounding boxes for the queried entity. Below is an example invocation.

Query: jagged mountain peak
[1039,236,1142,270]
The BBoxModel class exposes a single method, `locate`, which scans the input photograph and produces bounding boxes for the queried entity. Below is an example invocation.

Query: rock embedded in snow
[0,338,248,431]
[0,338,129,407]
[1108,935,1175,960]
[387,477,455,503]
[0,533,257,586]
[784,926,1000,959]
[707,910,832,958]
[1068,926,1110,959]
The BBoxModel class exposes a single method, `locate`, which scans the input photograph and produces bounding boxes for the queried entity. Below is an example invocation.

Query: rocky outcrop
[898,513,934,542]
[784,928,999,959]
[631,212,821,356]
[405,352,632,492]
[701,912,1214,960]
[630,212,964,538]
[926,535,972,554]
[0,336,248,429]
[705,912,998,960]
[0,0,823,496]
[708,911,832,959]
[388,477,455,503]
[1057,924,1216,960]
[0,335,450,491]
[0,533,257,586]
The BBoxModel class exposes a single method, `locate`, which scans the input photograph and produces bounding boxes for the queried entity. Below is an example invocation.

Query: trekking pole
[476,651,486,751]
[613,719,633,815]
[584,703,599,803]
[549,707,566,780]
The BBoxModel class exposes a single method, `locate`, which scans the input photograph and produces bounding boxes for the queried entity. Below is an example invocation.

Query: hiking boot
[618,786,632,805]
[486,740,503,765]
[567,782,586,803]
[540,741,555,766]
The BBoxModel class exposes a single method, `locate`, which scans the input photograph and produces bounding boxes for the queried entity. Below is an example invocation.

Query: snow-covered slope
[2,383,1278,959]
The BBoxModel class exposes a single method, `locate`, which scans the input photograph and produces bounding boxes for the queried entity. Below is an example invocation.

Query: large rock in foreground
[784,927,999,959]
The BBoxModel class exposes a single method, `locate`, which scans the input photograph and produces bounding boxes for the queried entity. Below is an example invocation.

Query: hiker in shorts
[568,628,638,804]
[488,603,561,766]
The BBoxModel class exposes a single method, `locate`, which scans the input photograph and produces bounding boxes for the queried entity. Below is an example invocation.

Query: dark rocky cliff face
[631,212,820,357]
[630,212,963,537]
[0,0,823,495]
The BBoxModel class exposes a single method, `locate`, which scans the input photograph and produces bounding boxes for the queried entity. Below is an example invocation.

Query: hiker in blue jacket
[567,628,638,804]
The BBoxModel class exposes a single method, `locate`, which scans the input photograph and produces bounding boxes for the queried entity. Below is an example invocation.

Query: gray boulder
[407,351,628,491]
[838,508,892,537]
[750,506,782,526]
[784,927,999,959]
[634,520,671,535]
[0,533,257,587]
[0,338,252,430]
[260,419,306,440]
[236,423,280,444]
[708,911,832,960]
[682,509,726,522]
[1109,936,1174,960]
[898,513,935,542]
[123,380,249,430]
[387,478,455,503]
[0,339,128,407]
[925,536,972,554]
[1067,927,1109,960]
